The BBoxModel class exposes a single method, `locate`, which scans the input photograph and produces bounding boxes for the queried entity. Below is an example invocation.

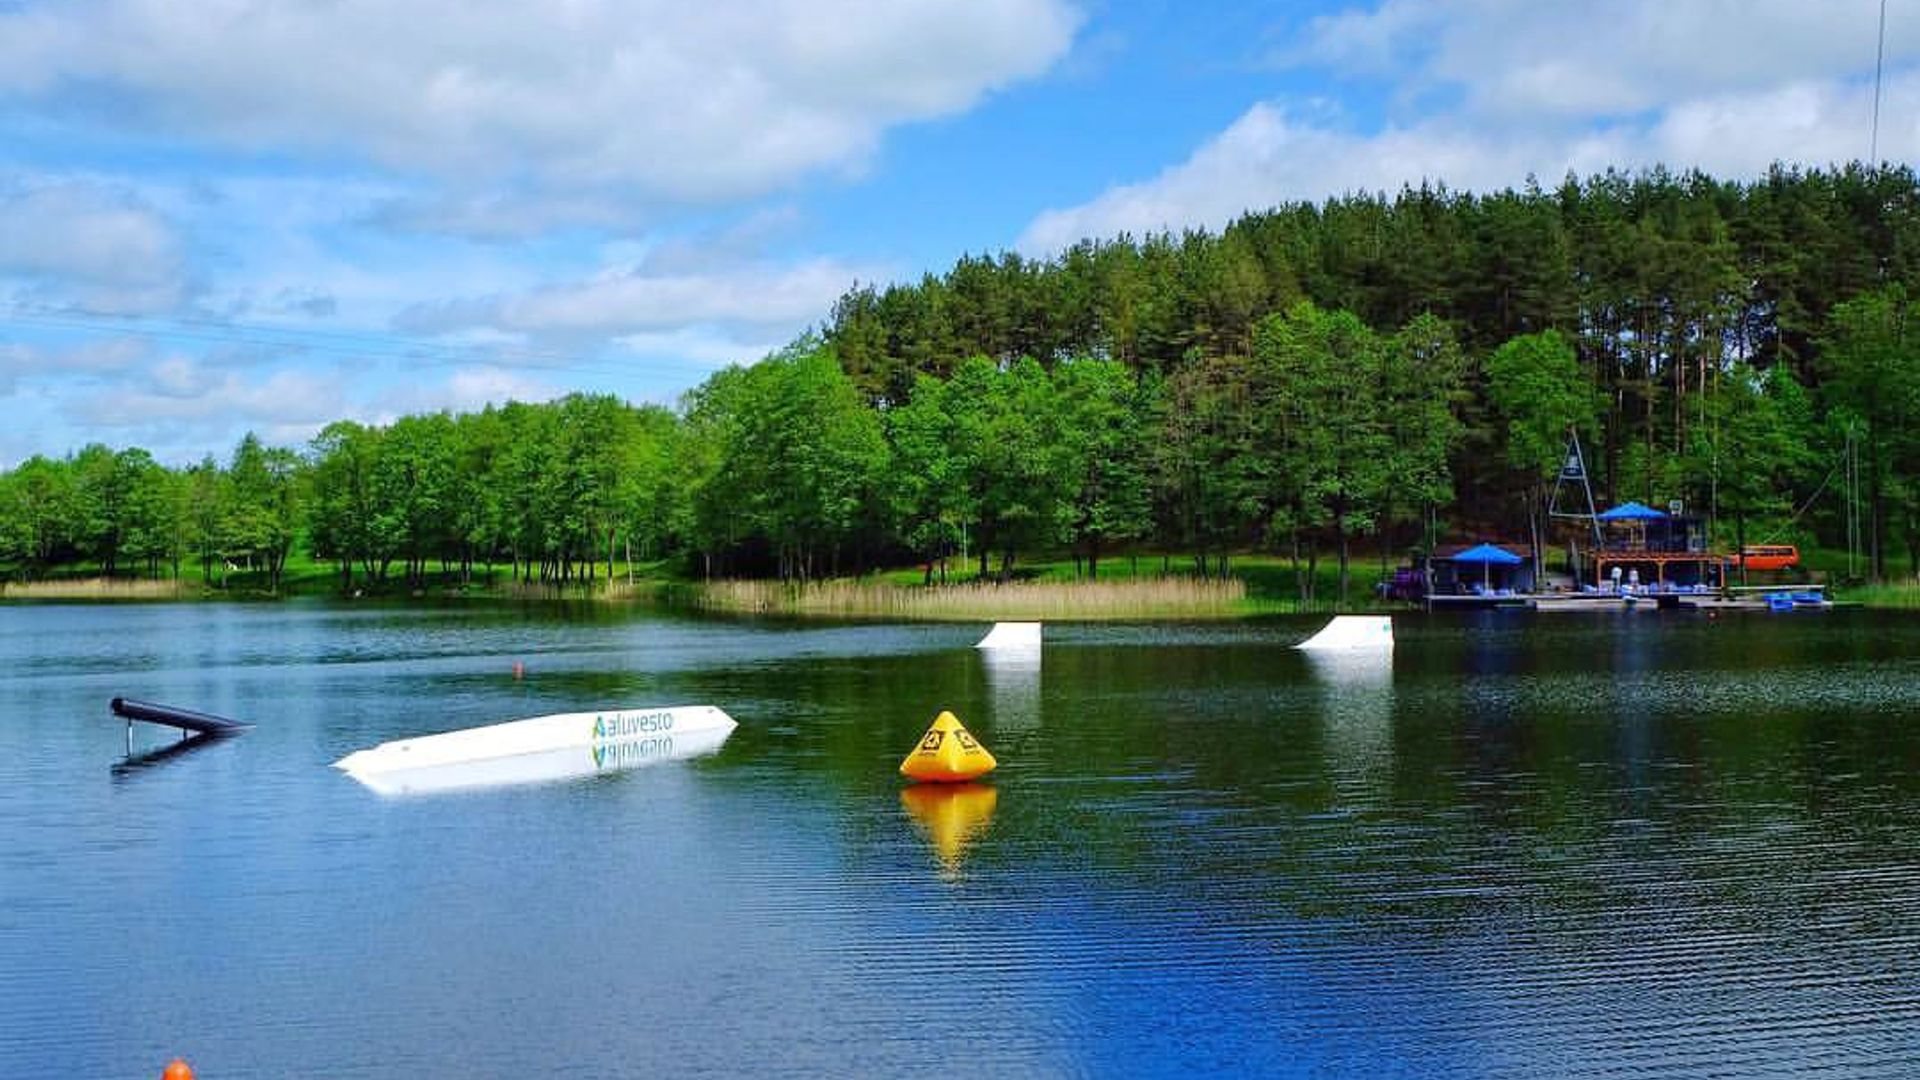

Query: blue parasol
[1450,542,1523,565]
[1596,501,1668,521]
[1450,542,1522,592]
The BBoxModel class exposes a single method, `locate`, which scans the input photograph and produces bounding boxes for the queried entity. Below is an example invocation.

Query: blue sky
[0,0,1915,466]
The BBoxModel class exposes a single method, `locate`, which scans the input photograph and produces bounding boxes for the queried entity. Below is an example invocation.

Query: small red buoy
[512,661,525,680]
[162,1060,195,1080]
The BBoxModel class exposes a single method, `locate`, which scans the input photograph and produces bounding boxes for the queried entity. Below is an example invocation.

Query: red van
[1734,545,1799,571]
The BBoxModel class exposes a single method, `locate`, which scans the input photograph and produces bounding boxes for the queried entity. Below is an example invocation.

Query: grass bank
[1840,581,1920,608]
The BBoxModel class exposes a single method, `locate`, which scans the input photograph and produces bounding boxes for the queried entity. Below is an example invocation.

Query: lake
[4,602,1919,1077]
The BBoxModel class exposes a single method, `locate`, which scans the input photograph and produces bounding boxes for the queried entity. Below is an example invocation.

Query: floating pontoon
[333,705,738,795]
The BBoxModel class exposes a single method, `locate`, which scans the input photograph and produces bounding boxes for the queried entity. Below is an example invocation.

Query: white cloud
[0,384,63,467]
[45,354,349,462]
[366,190,646,242]
[1018,103,1606,251]
[0,336,150,378]
[270,288,338,319]
[17,344,585,463]
[1296,0,1908,120]
[0,336,151,404]
[614,327,788,369]
[397,256,872,338]
[1649,78,1915,173]
[0,0,1080,460]
[370,366,565,422]
[0,0,1080,232]
[1023,2,1920,253]
[0,179,187,311]
[71,359,346,427]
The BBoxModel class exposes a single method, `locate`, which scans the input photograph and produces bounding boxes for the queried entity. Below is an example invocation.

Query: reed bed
[1846,580,1920,609]
[0,577,184,601]
[690,576,1249,620]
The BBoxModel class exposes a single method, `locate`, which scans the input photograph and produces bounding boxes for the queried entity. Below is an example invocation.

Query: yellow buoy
[901,782,998,872]
[899,710,997,783]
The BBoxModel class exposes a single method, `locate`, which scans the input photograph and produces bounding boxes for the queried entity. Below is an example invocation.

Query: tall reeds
[0,578,184,601]
[688,577,1249,620]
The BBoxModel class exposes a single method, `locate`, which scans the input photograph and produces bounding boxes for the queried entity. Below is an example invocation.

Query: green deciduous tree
[1484,329,1600,579]
[887,373,970,582]
[226,433,303,593]
[1052,357,1151,578]
[1255,302,1393,603]
[687,340,890,579]
[1691,365,1818,583]
[1820,285,1920,579]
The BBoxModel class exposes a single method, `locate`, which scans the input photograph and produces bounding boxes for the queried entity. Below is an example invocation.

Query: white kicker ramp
[1295,615,1394,651]
[976,621,1042,650]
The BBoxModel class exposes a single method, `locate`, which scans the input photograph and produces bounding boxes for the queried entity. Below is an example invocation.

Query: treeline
[0,318,1456,600]
[0,395,689,592]
[0,435,300,590]
[828,164,1920,578]
[3,164,1920,596]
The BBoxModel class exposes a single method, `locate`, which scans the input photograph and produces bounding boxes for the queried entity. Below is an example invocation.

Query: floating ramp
[333,705,738,796]
[337,726,737,796]
[1295,616,1394,651]
[976,622,1041,650]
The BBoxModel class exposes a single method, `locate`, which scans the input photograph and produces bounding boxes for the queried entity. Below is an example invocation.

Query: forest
[4,164,1920,600]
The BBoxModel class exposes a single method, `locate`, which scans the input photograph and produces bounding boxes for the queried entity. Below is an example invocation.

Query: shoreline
[5,571,1910,616]
[0,573,1391,618]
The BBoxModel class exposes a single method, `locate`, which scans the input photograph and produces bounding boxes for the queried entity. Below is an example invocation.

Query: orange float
[899,710,997,783]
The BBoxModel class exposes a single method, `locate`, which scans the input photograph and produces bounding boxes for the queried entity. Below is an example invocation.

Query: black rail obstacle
[110,697,252,763]
[111,698,252,736]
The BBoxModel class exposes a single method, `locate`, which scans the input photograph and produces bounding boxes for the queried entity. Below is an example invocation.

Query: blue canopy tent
[1597,501,1668,556]
[1596,501,1668,521]
[1450,542,1524,592]
[1453,542,1524,564]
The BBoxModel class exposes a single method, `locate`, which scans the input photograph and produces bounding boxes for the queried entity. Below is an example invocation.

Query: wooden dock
[1429,586,1830,613]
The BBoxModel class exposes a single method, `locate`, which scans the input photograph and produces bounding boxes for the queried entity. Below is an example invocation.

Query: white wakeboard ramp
[333,705,737,795]
[1295,615,1394,651]
[976,621,1042,650]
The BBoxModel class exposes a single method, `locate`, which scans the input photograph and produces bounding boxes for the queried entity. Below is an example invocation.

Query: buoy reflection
[900,782,999,877]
